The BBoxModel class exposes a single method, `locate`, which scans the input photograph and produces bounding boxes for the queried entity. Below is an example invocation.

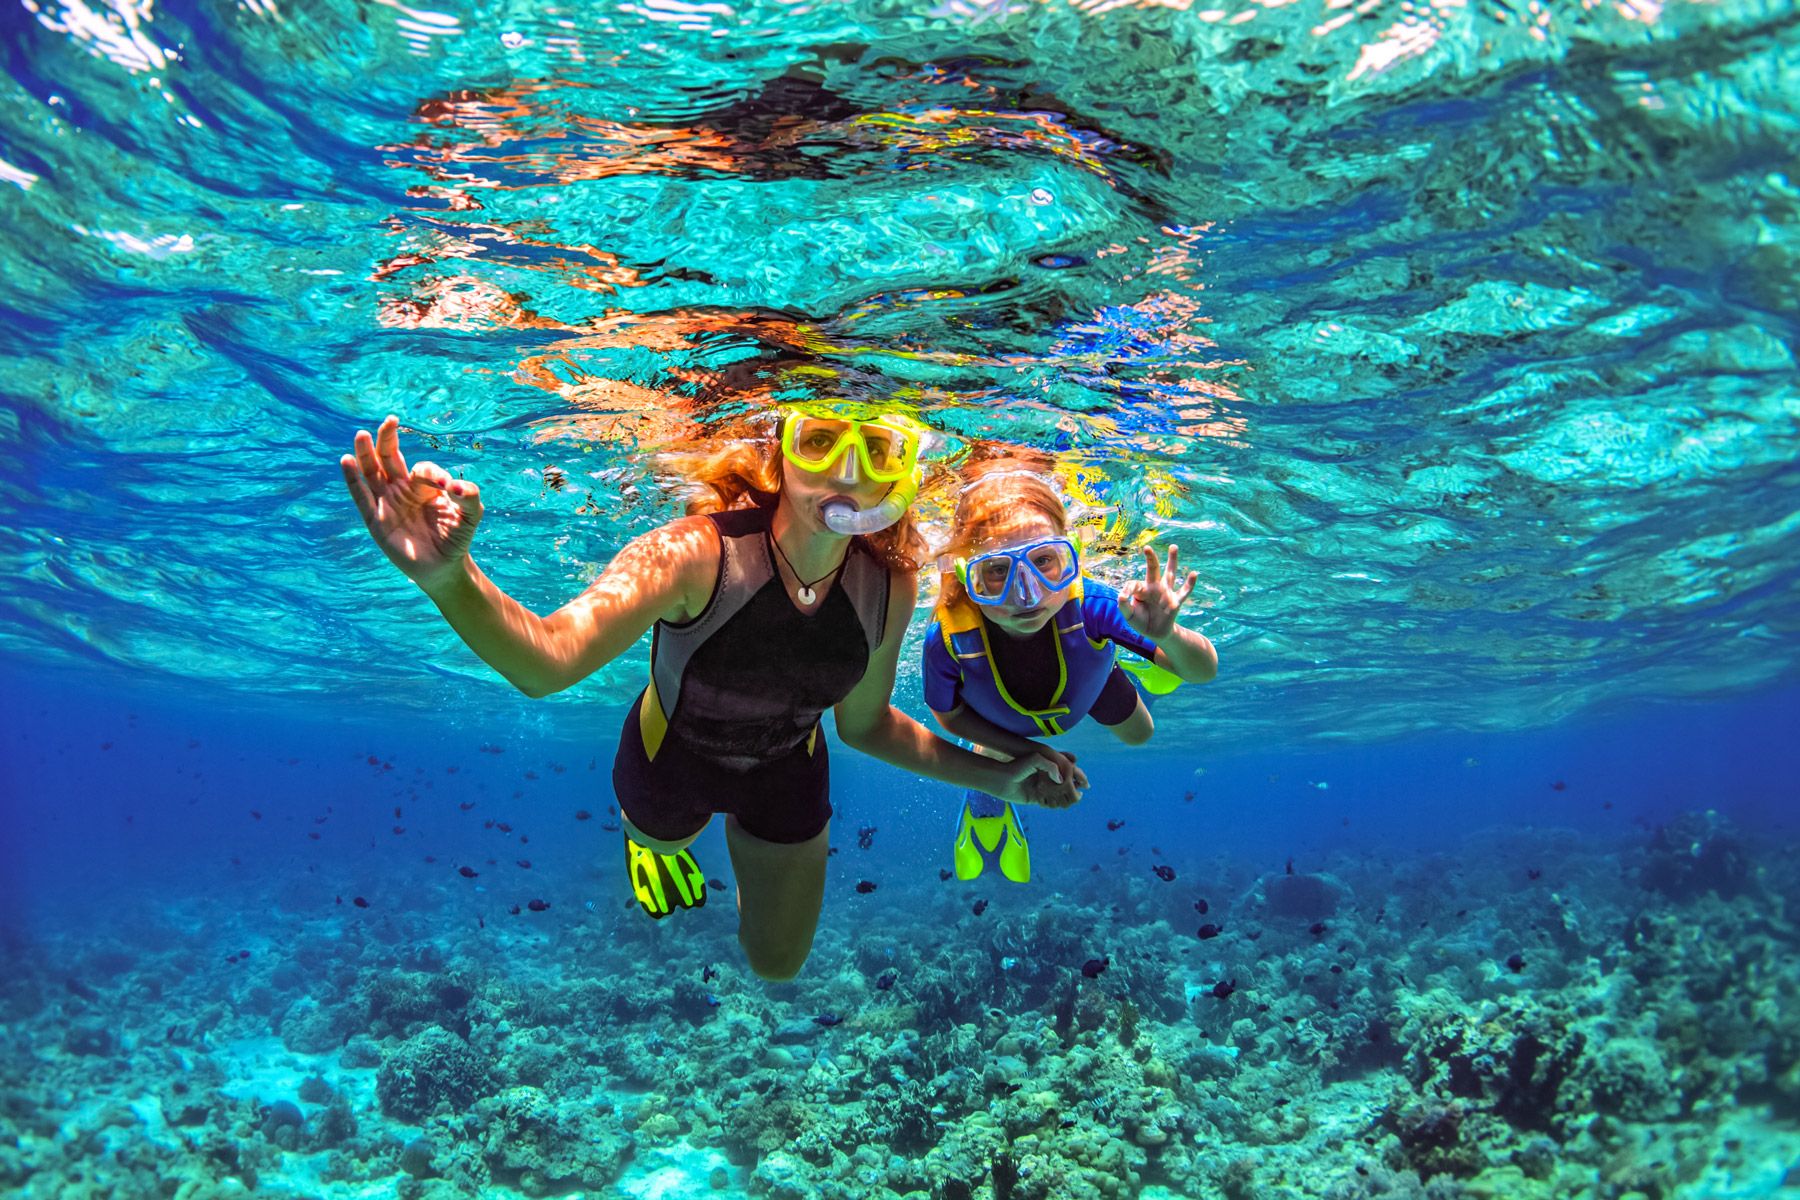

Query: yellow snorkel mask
[778,403,927,535]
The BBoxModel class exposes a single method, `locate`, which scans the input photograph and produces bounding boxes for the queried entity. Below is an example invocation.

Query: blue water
[4,0,1800,1196]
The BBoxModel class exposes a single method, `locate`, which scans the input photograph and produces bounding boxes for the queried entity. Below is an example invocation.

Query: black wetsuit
[613,498,888,844]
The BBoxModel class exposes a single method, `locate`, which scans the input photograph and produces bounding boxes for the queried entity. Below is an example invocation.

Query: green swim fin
[1119,657,1185,696]
[952,797,1031,884]
[625,832,707,919]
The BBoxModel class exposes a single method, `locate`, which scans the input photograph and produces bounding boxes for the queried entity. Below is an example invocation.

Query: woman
[924,462,1219,884]
[340,408,1073,980]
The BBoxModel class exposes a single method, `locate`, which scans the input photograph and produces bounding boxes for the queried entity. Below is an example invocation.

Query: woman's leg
[1106,696,1155,746]
[621,815,708,854]
[724,816,830,981]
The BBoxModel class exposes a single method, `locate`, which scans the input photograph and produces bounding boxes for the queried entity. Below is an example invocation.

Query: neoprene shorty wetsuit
[613,496,888,845]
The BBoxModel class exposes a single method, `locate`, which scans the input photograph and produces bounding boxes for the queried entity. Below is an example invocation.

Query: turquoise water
[3,0,1799,1197]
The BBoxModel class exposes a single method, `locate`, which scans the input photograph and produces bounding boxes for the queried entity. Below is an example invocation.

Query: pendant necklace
[769,530,843,606]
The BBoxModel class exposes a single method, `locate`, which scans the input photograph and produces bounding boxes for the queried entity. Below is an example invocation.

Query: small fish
[249,810,261,821]
[1285,858,1295,875]
[1153,865,1176,882]
[459,802,476,811]
[527,899,550,912]
[484,820,495,830]
[875,971,897,991]
[855,880,878,894]
[1551,780,1567,791]
[496,822,512,833]
[1197,923,1223,939]
[1506,953,1526,973]
[307,832,320,841]
[353,897,369,909]
[857,825,877,850]
[334,895,343,905]
[1081,956,1109,979]
[393,806,403,818]
[1308,922,1327,937]
[516,859,532,869]
[938,869,952,882]
[702,965,718,983]
[707,878,725,891]
[1182,791,1195,802]
[1527,868,1542,881]
[519,835,529,844]
[1194,898,1209,915]
[478,917,485,929]
[705,993,721,1008]
[1106,819,1126,831]
[392,825,405,835]
[574,809,591,821]
[458,866,479,878]
[813,1012,843,1027]
[971,899,989,916]
[1210,979,1237,1000]
[424,854,437,864]
[509,905,521,915]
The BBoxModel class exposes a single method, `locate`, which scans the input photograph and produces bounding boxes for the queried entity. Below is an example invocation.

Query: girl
[341,408,1074,979]
[923,463,1219,883]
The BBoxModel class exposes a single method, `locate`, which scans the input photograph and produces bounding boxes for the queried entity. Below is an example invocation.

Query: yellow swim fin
[625,832,707,919]
[952,797,1031,884]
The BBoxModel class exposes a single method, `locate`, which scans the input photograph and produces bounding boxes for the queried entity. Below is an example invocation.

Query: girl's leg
[724,815,830,981]
[1107,696,1155,746]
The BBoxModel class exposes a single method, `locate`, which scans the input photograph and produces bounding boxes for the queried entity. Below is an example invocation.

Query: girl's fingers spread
[354,430,385,484]
[1142,545,1161,582]
[376,416,408,481]
[1167,545,1181,576]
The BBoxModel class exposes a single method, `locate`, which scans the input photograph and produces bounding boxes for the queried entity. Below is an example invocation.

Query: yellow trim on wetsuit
[639,676,668,762]
[935,576,1090,739]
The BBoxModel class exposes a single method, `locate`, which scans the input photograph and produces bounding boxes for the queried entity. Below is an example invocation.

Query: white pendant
[797,586,816,605]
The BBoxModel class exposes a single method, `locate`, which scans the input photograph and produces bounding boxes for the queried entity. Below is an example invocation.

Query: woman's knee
[621,814,705,854]
[740,936,814,981]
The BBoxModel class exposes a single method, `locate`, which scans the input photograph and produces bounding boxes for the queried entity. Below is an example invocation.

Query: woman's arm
[932,704,1088,791]
[834,571,1063,799]
[423,517,715,699]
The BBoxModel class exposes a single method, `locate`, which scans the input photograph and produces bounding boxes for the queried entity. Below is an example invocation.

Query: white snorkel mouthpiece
[821,468,920,536]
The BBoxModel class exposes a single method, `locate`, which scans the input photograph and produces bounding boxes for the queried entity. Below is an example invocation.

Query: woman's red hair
[657,412,928,575]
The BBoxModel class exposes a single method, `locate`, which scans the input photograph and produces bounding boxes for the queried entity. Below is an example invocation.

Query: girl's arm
[834,571,1066,799]
[423,517,716,698]
[931,704,1088,794]
[1149,625,1218,684]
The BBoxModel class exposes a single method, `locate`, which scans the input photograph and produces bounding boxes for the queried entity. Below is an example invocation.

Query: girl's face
[968,511,1075,637]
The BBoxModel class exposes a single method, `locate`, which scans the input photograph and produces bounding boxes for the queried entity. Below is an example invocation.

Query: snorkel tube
[821,465,920,535]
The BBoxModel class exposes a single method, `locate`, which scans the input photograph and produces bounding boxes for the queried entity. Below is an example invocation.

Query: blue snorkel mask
[954,537,1080,607]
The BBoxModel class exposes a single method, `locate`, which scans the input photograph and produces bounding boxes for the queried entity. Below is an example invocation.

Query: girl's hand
[1119,544,1199,642]
[340,415,484,593]
[995,748,1086,808]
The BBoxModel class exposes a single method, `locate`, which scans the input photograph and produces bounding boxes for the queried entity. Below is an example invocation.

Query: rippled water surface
[3,0,1797,742]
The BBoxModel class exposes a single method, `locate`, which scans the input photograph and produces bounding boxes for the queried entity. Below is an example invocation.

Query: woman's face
[968,510,1074,637]
[778,449,895,536]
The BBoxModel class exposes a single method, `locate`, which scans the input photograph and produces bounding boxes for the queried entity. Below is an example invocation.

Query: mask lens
[789,418,850,467]
[970,556,1013,601]
[858,422,913,480]
[1027,541,1077,586]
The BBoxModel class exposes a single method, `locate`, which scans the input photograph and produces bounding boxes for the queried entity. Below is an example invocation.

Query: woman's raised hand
[1119,544,1199,642]
[340,415,483,593]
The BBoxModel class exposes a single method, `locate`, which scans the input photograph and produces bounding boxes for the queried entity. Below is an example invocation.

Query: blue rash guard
[923,577,1158,739]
